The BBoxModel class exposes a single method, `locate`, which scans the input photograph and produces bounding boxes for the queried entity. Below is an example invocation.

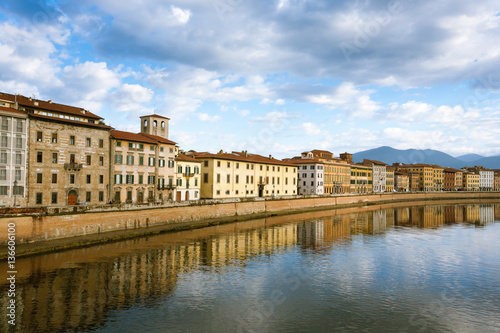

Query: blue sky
[1,0,500,158]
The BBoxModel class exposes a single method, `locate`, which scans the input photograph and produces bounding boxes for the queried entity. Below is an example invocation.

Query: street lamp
[13,180,18,207]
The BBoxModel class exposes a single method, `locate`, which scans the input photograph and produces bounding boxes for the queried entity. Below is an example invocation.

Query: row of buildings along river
[0,203,497,332]
[1,92,499,207]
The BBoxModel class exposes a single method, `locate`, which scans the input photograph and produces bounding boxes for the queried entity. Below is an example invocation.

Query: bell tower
[140,114,170,139]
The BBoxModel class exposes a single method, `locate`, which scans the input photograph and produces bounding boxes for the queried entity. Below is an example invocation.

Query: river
[1,201,500,332]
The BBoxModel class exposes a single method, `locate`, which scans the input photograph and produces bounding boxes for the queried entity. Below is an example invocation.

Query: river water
[1,201,500,333]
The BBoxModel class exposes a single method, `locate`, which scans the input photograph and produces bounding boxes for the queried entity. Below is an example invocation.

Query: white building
[363,159,387,193]
[286,152,324,195]
[0,94,28,207]
[479,170,494,191]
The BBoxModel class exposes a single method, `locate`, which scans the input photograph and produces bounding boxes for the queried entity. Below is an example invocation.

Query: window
[168,159,174,167]
[1,135,7,148]
[51,192,57,204]
[86,137,91,147]
[114,174,123,184]
[195,179,198,186]
[128,142,133,149]
[227,174,230,183]
[1,118,7,131]
[217,161,221,167]
[99,139,104,148]
[99,175,104,184]
[150,145,155,151]
[160,147,164,152]
[116,141,121,147]
[52,173,57,184]
[127,190,132,201]
[70,153,76,164]
[159,159,165,167]
[0,168,5,180]
[115,154,123,164]
[70,174,75,184]
[16,136,22,149]
[16,120,23,133]
[216,190,220,195]
[178,165,183,173]
[0,186,6,195]
[246,175,249,184]
[149,157,155,166]
[126,174,134,184]
[217,174,221,183]
[99,156,104,166]
[36,193,42,204]
[52,133,57,143]
[236,163,239,169]
[99,191,104,202]
[15,153,21,165]
[148,175,155,184]
[0,151,6,164]
[70,135,75,145]
[139,175,143,184]
[236,175,239,184]
[203,173,209,183]
[86,155,91,165]
[139,144,144,150]
[86,191,91,202]
[227,162,230,168]
[204,161,208,167]
[36,131,43,142]
[169,147,173,153]
[86,175,91,184]
[36,151,43,163]
[251,176,254,184]
[138,156,144,166]
[267,166,269,171]
[15,169,21,181]
[37,173,42,183]
[126,155,134,165]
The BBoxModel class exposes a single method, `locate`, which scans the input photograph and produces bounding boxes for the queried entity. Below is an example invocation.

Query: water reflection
[0,202,499,332]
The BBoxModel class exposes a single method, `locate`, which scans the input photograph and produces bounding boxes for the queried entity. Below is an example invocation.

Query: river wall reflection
[0,202,498,332]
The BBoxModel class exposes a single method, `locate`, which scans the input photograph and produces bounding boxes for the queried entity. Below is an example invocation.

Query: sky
[1,0,500,159]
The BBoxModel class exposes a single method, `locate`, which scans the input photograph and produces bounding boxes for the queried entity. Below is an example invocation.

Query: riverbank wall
[1,192,499,258]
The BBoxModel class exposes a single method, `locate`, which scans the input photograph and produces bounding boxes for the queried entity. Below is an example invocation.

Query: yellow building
[386,166,395,192]
[399,164,434,191]
[175,153,201,201]
[432,165,444,191]
[463,172,480,191]
[310,150,351,194]
[349,163,372,193]
[394,171,409,192]
[187,150,297,199]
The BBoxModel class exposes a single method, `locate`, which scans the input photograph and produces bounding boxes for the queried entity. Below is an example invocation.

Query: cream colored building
[187,150,297,199]
[175,153,201,201]
[386,166,395,192]
[463,172,480,191]
[349,163,372,193]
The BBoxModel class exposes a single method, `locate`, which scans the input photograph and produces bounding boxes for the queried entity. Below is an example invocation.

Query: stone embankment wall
[1,192,498,247]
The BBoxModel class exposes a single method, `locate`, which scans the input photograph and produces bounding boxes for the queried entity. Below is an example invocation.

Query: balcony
[158,184,176,190]
[184,172,195,177]
[64,163,83,171]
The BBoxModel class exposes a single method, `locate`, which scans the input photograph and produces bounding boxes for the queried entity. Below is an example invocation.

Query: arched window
[144,120,148,127]
[153,120,157,127]
[161,121,165,129]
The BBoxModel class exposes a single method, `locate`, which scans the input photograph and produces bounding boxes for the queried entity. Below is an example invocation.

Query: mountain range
[352,146,500,169]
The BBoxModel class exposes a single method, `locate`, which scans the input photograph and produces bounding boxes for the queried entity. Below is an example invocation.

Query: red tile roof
[176,154,200,163]
[363,159,387,166]
[14,94,102,119]
[0,106,26,116]
[140,133,177,145]
[189,151,297,167]
[110,130,158,144]
[29,113,111,129]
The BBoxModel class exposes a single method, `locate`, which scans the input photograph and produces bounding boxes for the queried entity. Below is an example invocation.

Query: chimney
[48,100,52,104]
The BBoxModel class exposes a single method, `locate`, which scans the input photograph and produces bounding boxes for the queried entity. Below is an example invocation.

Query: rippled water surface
[2,202,500,332]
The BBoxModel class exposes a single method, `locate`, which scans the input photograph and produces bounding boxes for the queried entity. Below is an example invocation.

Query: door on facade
[185,191,189,201]
[176,191,181,201]
[258,185,264,197]
[138,192,143,203]
[114,191,121,203]
[67,190,77,205]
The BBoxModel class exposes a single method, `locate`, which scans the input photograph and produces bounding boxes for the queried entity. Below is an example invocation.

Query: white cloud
[198,113,221,122]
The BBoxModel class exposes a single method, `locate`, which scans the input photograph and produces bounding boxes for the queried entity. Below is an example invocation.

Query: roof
[141,133,177,145]
[0,93,16,102]
[400,163,438,168]
[363,159,387,166]
[29,113,111,130]
[311,149,333,155]
[140,114,170,120]
[110,130,158,144]
[176,154,201,163]
[189,151,297,167]
[14,94,102,120]
[444,168,463,173]
[284,158,323,165]
[0,106,26,117]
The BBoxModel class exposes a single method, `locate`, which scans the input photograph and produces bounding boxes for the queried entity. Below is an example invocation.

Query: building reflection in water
[0,203,498,332]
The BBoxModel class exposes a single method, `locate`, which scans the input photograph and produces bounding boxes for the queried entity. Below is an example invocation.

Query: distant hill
[456,153,484,162]
[351,146,495,169]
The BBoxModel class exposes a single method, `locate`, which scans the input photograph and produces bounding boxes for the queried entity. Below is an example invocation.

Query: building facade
[444,168,463,191]
[188,151,297,199]
[17,95,111,206]
[363,159,387,193]
[312,150,350,194]
[0,93,28,206]
[394,171,409,192]
[386,167,395,192]
[349,163,372,193]
[463,172,480,191]
[399,164,434,191]
[175,153,201,201]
